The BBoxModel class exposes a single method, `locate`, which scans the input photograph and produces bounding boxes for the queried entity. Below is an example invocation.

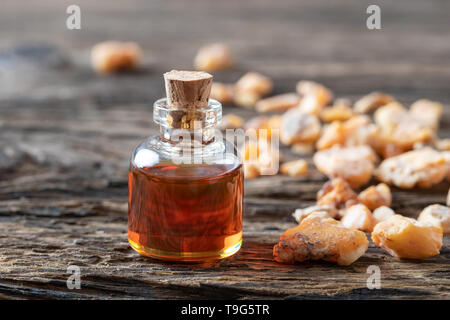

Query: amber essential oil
[128,163,243,261]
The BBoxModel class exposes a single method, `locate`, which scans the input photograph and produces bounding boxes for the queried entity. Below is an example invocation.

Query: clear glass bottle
[128,73,243,262]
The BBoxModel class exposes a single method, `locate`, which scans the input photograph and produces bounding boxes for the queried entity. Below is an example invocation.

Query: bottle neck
[159,126,216,145]
[153,98,222,146]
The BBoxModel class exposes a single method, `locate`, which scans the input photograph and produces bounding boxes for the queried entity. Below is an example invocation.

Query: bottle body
[128,134,243,261]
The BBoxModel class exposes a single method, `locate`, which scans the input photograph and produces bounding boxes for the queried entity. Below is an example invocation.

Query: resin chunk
[280,159,308,177]
[255,93,299,113]
[316,115,377,151]
[296,81,333,115]
[273,213,369,266]
[320,99,353,122]
[409,99,442,130]
[91,41,141,74]
[280,108,321,145]
[291,142,315,155]
[372,102,436,157]
[234,72,273,108]
[341,204,376,232]
[357,183,392,210]
[217,113,244,130]
[194,43,233,71]
[292,205,338,223]
[353,92,395,114]
[316,178,358,213]
[372,215,442,259]
[314,145,377,188]
[418,204,450,234]
[243,163,260,179]
[210,82,235,104]
[375,148,447,189]
[373,206,395,224]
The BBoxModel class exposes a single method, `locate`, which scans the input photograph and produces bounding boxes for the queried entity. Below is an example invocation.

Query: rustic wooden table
[0,0,449,299]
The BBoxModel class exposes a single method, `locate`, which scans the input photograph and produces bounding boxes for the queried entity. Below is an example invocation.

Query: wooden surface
[0,0,449,299]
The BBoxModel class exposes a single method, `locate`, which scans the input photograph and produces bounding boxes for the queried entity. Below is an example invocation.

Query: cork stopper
[164,70,213,109]
[162,70,214,130]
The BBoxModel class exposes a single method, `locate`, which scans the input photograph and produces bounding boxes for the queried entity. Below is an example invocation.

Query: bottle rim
[153,98,222,129]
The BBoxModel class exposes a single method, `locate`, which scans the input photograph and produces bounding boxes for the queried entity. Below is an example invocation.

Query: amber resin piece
[296,81,333,115]
[316,115,377,151]
[296,81,333,101]
[241,140,279,177]
[353,92,395,114]
[280,159,308,177]
[210,82,235,104]
[244,116,270,132]
[316,178,358,213]
[243,115,279,140]
[268,114,282,131]
[371,102,436,157]
[373,206,395,224]
[372,215,442,259]
[241,140,261,163]
[255,93,299,113]
[320,99,354,122]
[218,113,244,130]
[409,99,442,130]
[291,142,315,155]
[257,147,280,176]
[375,148,447,189]
[357,183,392,211]
[316,121,347,150]
[233,90,260,108]
[234,72,273,108]
[91,41,142,74]
[194,43,233,71]
[280,108,321,145]
[341,204,376,232]
[273,213,369,266]
[373,101,407,128]
[243,163,260,179]
[418,204,450,234]
[292,205,338,223]
[313,145,377,188]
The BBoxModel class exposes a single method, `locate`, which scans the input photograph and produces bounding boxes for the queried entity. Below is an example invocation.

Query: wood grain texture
[0,0,449,299]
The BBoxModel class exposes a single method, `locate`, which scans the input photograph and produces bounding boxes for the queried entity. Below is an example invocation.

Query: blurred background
[2,0,450,100]
[0,0,449,202]
[0,0,449,300]
[1,0,450,204]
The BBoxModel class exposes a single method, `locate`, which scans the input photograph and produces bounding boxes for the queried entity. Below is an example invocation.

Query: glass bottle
[128,71,243,262]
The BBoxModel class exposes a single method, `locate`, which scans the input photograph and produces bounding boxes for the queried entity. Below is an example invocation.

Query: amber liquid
[128,162,243,261]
